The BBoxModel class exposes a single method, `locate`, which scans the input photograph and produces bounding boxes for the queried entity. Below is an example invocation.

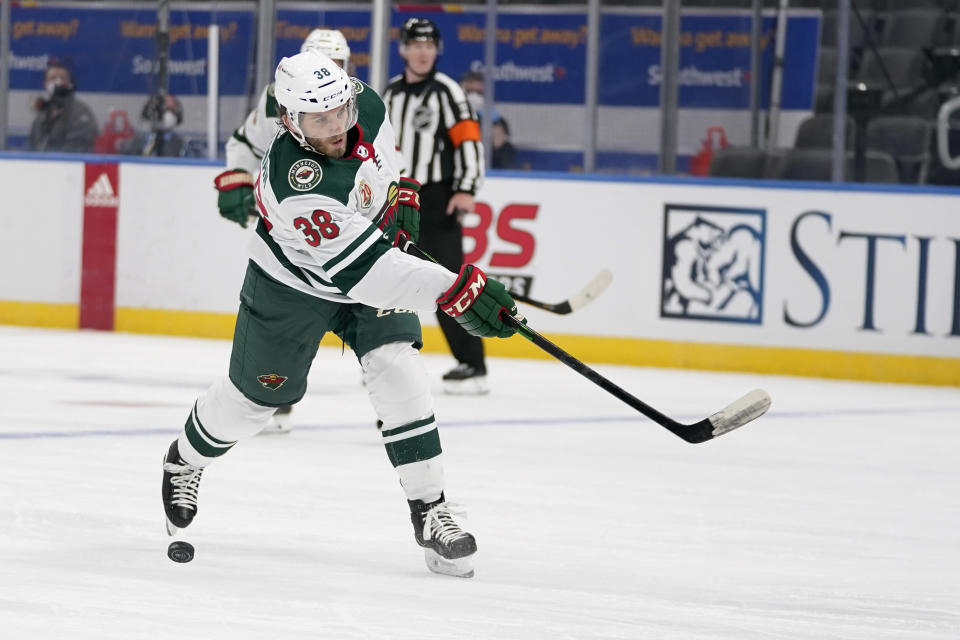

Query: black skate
[162,440,204,536]
[409,494,477,578]
[442,363,488,396]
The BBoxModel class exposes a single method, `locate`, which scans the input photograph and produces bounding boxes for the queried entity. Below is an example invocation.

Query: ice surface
[0,326,958,639]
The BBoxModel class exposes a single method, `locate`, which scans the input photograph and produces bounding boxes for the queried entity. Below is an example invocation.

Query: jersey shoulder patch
[267,133,356,206]
[353,79,386,141]
[264,83,279,119]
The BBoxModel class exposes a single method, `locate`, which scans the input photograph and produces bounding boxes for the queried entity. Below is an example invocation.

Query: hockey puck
[167,540,194,563]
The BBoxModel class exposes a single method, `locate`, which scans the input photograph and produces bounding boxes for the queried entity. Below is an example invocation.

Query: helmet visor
[298,96,358,140]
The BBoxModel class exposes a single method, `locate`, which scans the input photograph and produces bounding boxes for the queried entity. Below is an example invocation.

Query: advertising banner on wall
[7,5,817,108]
[464,177,960,365]
[0,157,957,384]
[5,4,819,170]
[600,12,819,110]
[7,6,252,96]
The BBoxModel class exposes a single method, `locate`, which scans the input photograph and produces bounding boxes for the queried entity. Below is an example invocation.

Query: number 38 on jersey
[294,209,340,246]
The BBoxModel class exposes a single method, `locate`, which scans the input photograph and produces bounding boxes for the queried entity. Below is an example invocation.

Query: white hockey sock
[362,342,445,501]
[178,376,275,467]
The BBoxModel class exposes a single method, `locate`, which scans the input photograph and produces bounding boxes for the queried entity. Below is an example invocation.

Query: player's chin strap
[397,236,772,444]
[285,111,320,154]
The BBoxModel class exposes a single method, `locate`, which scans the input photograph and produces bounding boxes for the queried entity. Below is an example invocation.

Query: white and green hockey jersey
[249,80,455,312]
[225,84,282,175]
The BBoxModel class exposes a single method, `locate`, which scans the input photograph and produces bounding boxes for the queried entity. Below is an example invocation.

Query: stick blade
[568,269,613,312]
[707,389,772,438]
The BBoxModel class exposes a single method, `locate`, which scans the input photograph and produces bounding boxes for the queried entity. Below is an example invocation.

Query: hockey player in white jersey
[214,28,350,434]
[162,49,522,578]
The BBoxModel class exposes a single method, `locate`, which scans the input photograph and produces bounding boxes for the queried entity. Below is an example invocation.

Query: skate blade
[165,518,179,537]
[424,548,475,578]
[257,425,292,435]
[258,418,293,435]
[442,378,489,396]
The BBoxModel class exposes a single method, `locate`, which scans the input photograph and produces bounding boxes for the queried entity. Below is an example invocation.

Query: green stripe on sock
[380,415,435,438]
[384,427,442,467]
[192,405,233,445]
[184,408,235,458]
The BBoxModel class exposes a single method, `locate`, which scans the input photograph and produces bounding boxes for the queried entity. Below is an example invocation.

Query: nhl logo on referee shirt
[288,159,322,191]
[412,105,436,132]
[257,373,288,390]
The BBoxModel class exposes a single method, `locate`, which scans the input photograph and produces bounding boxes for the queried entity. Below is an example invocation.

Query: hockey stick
[512,269,612,315]
[400,237,771,443]
[502,315,771,443]
[399,237,610,316]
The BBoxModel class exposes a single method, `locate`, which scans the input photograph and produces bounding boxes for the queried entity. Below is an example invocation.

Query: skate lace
[163,460,203,511]
[422,502,470,545]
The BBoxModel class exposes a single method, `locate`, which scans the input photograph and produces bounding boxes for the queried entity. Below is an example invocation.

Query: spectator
[459,69,503,127]
[491,117,517,170]
[383,18,489,395]
[460,70,517,170]
[28,62,98,153]
[120,94,189,157]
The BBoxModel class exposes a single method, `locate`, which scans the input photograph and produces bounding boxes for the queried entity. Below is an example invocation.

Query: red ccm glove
[437,265,522,339]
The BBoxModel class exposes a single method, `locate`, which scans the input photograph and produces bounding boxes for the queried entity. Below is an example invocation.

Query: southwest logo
[660,204,766,324]
[257,373,288,390]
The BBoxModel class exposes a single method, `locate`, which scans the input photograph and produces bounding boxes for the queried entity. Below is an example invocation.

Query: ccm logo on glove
[439,267,486,317]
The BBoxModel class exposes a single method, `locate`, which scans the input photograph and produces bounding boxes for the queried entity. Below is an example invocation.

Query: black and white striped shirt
[382,70,484,194]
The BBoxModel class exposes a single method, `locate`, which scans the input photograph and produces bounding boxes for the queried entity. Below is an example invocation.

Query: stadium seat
[707,147,768,179]
[857,47,928,95]
[879,10,948,48]
[794,115,855,149]
[882,0,942,11]
[770,148,899,183]
[865,115,933,182]
[822,10,875,49]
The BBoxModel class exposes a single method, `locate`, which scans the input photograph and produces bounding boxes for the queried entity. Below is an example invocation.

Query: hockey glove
[381,177,421,247]
[214,169,256,228]
[437,265,523,339]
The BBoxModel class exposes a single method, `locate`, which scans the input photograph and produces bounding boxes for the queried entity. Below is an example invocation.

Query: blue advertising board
[8,6,252,95]
[6,5,818,109]
[600,12,820,109]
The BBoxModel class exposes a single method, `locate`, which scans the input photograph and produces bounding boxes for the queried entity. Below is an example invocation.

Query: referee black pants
[418,181,486,372]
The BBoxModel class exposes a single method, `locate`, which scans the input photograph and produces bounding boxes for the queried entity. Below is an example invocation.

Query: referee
[383,17,488,395]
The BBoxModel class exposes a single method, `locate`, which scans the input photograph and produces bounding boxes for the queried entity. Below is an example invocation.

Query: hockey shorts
[228,261,423,407]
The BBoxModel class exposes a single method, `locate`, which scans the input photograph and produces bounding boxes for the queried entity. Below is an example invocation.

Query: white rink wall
[0,153,958,385]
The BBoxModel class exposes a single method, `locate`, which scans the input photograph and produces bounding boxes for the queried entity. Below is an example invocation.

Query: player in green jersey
[216,28,352,434]
[162,49,522,578]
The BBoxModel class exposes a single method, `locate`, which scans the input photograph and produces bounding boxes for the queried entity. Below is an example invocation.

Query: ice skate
[409,494,477,578]
[259,404,293,435]
[161,440,204,536]
[442,364,489,396]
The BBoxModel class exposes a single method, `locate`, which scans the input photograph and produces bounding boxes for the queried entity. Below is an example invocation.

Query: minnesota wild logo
[350,78,364,95]
[288,159,322,191]
[257,373,288,390]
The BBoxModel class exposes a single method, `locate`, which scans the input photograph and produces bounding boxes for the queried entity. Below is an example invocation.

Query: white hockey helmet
[301,28,351,68]
[275,49,358,152]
